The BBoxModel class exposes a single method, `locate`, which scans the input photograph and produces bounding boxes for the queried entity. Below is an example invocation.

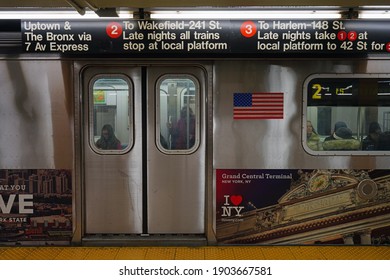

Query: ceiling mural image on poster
[216,169,390,245]
[0,169,72,245]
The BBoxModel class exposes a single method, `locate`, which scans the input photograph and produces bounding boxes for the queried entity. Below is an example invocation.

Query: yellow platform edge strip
[0,246,389,260]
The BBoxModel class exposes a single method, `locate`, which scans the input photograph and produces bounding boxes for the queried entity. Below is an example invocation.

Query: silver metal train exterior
[1,19,390,246]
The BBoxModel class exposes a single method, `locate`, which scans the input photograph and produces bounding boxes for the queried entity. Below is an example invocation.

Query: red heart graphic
[230,195,243,206]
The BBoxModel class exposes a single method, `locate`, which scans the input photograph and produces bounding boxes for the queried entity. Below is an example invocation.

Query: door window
[90,75,132,153]
[157,76,200,153]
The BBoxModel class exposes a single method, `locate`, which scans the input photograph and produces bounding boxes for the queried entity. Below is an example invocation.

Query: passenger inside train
[323,121,347,142]
[95,124,122,150]
[306,119,390,152]
[167,106,196,149]
[306,120,321,150]
[362,122,382,150]
[322,126,361,151]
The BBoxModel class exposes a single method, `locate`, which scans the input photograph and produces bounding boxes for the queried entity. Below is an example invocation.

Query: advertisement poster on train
[216,169,390,245]
[0,169,72,245]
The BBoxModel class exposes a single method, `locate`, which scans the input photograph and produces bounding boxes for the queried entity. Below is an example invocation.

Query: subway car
[1,5,390,253]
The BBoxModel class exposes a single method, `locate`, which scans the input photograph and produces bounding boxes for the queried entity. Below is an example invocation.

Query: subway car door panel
[81,66,142,235]
[147,66,206,234]
[80,64,206,238]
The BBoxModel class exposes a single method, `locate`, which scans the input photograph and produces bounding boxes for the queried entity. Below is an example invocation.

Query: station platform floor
[0,246,389,260]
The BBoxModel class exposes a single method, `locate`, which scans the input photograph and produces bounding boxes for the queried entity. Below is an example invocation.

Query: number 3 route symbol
[106,22,123,39]
[240,21,257,38]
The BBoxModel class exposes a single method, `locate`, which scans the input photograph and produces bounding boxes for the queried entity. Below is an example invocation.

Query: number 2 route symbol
[106,22,123,39]
[312,84,322,99]
[240,21,257,38]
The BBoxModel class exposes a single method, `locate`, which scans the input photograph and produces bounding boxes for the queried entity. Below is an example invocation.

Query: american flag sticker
[233,92,284,120]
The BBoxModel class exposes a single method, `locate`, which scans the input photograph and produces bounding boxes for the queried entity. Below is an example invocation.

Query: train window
[304,74,390,155]
[156,75,200,153]
[90,76,132,153]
